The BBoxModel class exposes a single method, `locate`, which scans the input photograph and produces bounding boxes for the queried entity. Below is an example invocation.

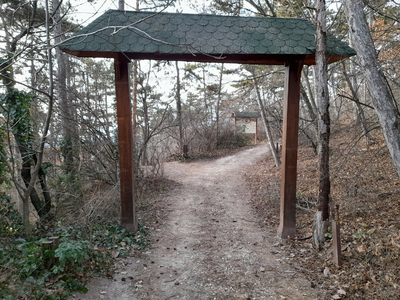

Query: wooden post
[114,53,137,232]
[255,118,258,144]
[277,60,303,238]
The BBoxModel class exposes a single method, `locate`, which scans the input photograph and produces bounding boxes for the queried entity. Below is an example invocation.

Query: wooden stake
[255,118,258,144]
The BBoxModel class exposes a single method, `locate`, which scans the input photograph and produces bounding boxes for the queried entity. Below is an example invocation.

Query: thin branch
[337,93,375,109]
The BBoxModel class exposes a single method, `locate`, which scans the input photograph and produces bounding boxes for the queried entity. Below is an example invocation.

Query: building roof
[234,112,261,118]
[60,10,356,65]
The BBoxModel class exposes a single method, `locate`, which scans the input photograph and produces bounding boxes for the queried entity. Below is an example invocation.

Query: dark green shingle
[234,112,261,118]
[60,10,356,64]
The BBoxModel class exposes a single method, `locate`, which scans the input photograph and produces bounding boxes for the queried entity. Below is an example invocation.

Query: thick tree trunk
[343,0,400,179]
[14,133,51,219]
[17,141,42,215]
[313,0,331,250]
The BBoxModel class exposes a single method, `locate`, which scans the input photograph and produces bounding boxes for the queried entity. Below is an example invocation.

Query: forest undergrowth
[246,124,400,300]
[0,175,175,300]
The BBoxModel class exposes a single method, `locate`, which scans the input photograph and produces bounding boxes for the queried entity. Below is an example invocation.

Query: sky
[69,0,205,26]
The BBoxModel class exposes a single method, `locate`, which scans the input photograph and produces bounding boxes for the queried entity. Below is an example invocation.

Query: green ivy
[0,89,35,144]
[0,124,8,185]
[52,239,91,274]
[0,224,150,299]
[0,195,23,235]
[0,236,108,299]
[0,89,36,186]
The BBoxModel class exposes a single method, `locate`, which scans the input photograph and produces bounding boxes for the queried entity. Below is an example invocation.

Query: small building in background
[233,112,261,144]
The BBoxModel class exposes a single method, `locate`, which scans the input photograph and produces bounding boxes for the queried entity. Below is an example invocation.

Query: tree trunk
[303,67,317,113]
[15,138,42,215]
[175,61,184,152]
[249,68,281,167]
[1,0,51,224]
[341,61,371,146]
[216,63,224,142]
[313,0,331,250]
[343,0,400,179]
[53,0,75,175]
[132,0,139,136]
[301,83,317,122]
[141,91,149,166]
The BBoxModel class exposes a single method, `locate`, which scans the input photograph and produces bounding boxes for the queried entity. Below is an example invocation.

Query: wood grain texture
[278,60,304,238]
[114,53,137,232]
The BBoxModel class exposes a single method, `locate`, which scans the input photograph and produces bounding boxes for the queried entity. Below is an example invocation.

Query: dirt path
[73,145,320,300]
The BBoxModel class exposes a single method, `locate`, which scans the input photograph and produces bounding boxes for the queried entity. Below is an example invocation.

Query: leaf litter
[246,127,400,300]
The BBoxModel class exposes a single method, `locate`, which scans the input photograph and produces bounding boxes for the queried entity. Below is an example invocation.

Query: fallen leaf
[337,289,346,296]
[357,245,366,253]
[324,267,331,277]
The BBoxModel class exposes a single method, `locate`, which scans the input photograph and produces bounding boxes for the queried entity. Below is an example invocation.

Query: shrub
[216,132,251,149]
[0,195,23,235]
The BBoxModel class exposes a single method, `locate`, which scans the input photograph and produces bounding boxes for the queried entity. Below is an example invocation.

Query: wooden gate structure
[61,10,355,238]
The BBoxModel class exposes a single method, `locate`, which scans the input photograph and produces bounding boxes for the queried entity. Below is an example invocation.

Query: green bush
[0,195,23,235]
[0,236,108,299]
[0,224,149,299]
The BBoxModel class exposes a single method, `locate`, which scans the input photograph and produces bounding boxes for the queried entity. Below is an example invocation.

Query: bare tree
[313,0,330,250]
[341,61,371,146]
[53,0,77,175]
[245,65,280,167]
[342,0,400,180]
[0,0,54,229]
[175,61,184,151]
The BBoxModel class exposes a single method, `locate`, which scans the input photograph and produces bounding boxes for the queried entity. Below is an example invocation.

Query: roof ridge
[105,9,311,21]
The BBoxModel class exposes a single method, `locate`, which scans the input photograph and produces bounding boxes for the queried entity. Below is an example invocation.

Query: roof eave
[61,49,355,65]
[61,50,316,65]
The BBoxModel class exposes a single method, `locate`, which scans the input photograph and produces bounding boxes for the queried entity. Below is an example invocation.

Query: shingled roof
[234,112,261,118]
[60,10,356,65]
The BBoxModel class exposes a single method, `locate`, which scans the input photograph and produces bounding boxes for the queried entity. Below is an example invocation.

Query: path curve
[74,144,319,300]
